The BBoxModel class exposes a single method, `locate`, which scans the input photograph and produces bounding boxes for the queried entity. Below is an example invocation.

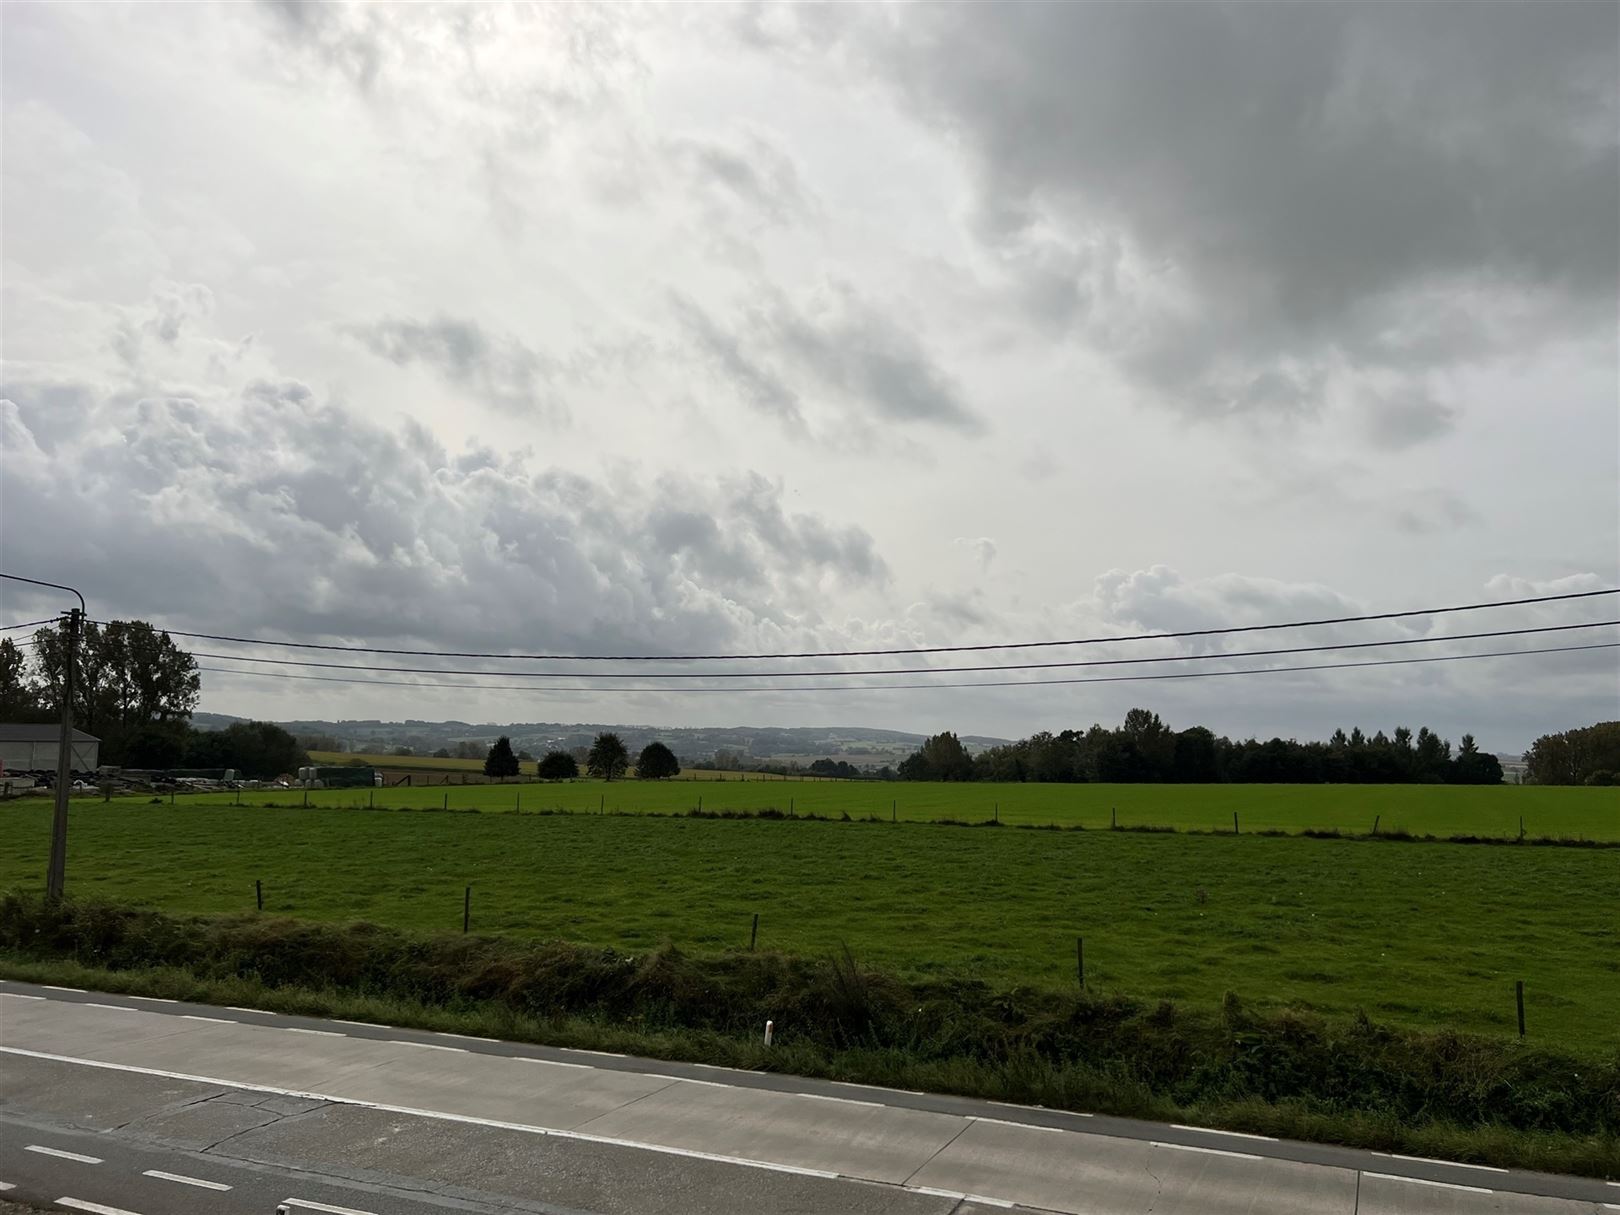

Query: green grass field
[3,802,1615,1052]
[118,779,1620,840]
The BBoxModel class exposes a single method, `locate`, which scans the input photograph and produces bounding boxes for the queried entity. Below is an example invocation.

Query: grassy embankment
[2,802,1614,1049]
[90,779,1620,841]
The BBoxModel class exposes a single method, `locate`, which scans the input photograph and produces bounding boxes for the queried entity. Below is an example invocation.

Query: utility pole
[47,607,82,902]
[1,573,88,904]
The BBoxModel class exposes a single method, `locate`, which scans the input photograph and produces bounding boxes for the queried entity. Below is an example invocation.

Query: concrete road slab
[122,1097,283,1150]
[227,1100,960,1215]
[1358,1172,1611,1213]
[0,1049,226,1129]
[576,1079,970,1184]
[909,1118,1358,1215]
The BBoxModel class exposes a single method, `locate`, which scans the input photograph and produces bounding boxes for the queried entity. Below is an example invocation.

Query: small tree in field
[537,750,579,780]
[484,736,520,780]
[587,732,630,781]
[637,741,680,779]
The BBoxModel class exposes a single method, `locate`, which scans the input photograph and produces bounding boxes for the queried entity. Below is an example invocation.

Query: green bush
[3,891,1616,1142]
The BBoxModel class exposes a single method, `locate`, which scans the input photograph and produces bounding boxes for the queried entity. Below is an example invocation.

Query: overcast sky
[2,1,1616,751]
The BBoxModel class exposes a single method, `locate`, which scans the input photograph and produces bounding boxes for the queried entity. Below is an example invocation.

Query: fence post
[301,787,307,808]
[1516,980,1525,1037]
[1372,814,1379,836]
[255,879,263,911]
[600,794,605,813]
[1076,936,1085,988]
[443,792,448,811]
[750,912,759,951]
[1111,806,1116,830]
[369,789,375,809]
[892,799,896,822]
[790,797,794,816]
[516,790,521,812]
[1233,811,1239,835]
[464,885,471,934]
[994,802,999,824]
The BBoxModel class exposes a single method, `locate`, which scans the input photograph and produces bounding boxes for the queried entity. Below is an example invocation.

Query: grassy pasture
[3,802,1615,1052]
[138,779,1620,841]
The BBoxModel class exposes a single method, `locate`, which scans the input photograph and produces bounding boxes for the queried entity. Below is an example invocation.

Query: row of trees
[1523,722,1620,785]
[518,733,681,781]
[899,709,1506,785]
[0,622,201,764]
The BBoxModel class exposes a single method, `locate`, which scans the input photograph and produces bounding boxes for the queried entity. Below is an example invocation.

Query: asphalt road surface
[2,980,1615,1214]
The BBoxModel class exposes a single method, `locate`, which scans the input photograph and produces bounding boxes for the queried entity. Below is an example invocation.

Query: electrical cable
[194,640,1620,694]
[185,619,1618,680]
[88,587,1618,662]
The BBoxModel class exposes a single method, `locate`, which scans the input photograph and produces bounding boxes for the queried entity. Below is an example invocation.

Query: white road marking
[510,1056,588,1070]
[40,985,86,993]
[82,1003,137,1013]
[57,1200,142,1215]
[129,996,178,1004]
[1170,1124,1276,1141]
[142,1169,232,1191]
[331,1020,387,1028]
[972,1115,1062,1133]
[180,1015,231,1023]
[1151,1141,1261,1161]
[0,1182,14,1191]
[795,1091,883,1108]
[226,1006,273,1014]
[1364,1172,1492,1195]
[0,993,45,1000]
[26,1145,104,1164]
[281,1200,379,1215]
[640,1072,729,1088]
[1372,1151,1508,1173]
[1,1046,850,1184]
[388,1040,465,1052]
[438,1033,501,1043]
[282,1027,344,1037]
[910,1185,1013,1206]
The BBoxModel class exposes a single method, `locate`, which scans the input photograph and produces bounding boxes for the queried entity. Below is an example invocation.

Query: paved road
[1,981,1615,1214]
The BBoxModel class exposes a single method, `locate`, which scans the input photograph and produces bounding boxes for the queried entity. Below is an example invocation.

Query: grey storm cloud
[668,128,814,227]
[675,286,984,436]
[346,316,562,419]
[0,375,887,657]
[810,1,1619,436]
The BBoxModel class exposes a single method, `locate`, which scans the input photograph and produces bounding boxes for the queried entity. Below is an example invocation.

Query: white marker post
[764,1020,774,1047]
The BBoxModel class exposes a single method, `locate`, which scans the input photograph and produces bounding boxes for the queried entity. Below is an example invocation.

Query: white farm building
[0,724,101,773]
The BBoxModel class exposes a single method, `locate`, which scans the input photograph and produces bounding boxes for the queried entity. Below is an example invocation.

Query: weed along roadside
[0,891,1615,1178]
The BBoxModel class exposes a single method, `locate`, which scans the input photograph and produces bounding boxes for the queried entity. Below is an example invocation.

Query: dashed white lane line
[1170,1124,1276,1141]
[226,1006,273,1014]
[25,1145,104,1164]
[179,1014,232,1023]
[143,1169,232,1191]
[796,1091,883,1108]
[639,1073,729,1089]
[1364,1172,1492,1195]
[1151,1141,1261,1161]
[972,1115,1062,1133]
[128,996,178,1004]
[438,1033,501,1043]
[331,1019,387,1028]
[389,1040,465,1052]
[0,1181,14,1191]
[909,1186,1014,1208]
[82,1003,137,1013]
[282,1199,381,1215]
[57,1199,142,1215]
[39,985,86,993]
[0,993,44,1000]
[510,1056,588,1070]
[281,1027,345,1037]
[1372,1151,1508,1173]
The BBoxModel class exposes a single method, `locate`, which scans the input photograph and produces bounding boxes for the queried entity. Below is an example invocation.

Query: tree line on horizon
[897,709,1510,785]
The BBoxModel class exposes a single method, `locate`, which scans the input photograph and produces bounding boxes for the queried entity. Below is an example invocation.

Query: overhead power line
[195,641,1620,694]
[89,588,1618,662]
[0,618,57,633]
[186,619,1618,680]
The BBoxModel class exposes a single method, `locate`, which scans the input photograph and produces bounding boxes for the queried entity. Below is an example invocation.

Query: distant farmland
[169,778,1617,842]
[1,803,1613,1052]
[307,751,837,783]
